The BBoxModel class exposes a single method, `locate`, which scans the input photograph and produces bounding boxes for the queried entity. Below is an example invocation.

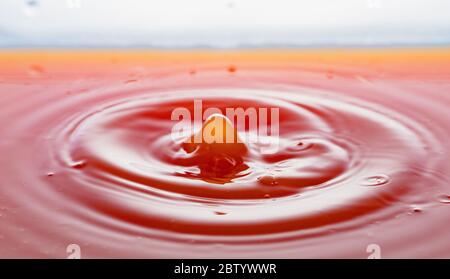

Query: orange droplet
[227,65,237,73]
[183,114,247,157]
[181,114,248,183]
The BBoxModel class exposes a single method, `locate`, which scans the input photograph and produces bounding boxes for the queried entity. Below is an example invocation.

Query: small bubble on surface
[288,141,313,152]
[362,174,390,186]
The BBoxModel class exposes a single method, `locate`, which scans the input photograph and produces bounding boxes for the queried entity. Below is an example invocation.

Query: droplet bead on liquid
[258,175,279,186]
[362,174,390,186]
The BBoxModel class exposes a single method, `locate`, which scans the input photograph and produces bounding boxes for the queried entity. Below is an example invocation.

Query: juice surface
[0,49,449,258]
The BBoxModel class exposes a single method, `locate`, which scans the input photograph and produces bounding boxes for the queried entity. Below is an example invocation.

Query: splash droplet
[362,174,390,186]
[181,114,248,182]
[227,65,237,73]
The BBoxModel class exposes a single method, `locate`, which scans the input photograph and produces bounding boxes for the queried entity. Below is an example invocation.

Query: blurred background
[1,0,450,48]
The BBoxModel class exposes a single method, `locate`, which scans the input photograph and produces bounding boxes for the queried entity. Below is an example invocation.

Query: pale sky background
[0,0,449,47]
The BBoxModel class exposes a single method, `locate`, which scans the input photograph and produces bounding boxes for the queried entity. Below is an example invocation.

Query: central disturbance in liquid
[181,114,249,183]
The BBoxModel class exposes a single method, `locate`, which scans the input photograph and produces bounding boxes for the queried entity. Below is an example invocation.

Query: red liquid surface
[0,49,449,258]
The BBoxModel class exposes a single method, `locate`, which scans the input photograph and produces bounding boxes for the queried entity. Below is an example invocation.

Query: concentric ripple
[1,51,450,258]
[50,88,431,237]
